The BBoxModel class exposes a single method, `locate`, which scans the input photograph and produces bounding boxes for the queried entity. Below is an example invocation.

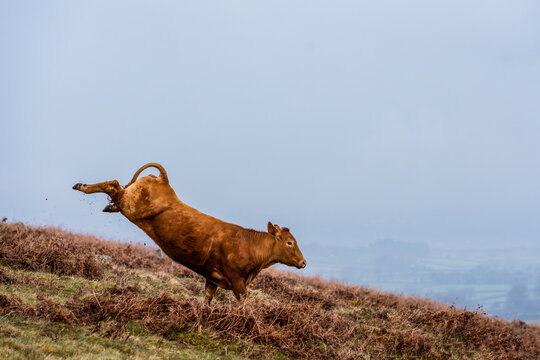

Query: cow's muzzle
[297,259,307,269]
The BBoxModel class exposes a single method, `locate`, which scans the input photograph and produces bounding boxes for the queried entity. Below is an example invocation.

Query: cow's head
[268,222,307,269]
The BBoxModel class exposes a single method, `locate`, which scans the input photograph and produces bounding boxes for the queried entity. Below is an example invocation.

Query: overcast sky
[1,1,539,249]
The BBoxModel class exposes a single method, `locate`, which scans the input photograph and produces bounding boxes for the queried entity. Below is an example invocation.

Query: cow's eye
[287,241,293,246]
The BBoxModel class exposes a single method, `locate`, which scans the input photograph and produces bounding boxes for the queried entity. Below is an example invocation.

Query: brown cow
[73,163,306,304]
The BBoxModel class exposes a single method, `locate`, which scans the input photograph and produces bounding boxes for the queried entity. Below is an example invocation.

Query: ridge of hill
[0,222,539,359]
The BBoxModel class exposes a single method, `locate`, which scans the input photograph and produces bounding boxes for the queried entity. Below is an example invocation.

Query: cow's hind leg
[73,180,122,194]
[204,280,218,305]
[73,180,124,212]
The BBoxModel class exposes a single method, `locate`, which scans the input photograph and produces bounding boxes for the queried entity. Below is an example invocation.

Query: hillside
[0,222,539,359]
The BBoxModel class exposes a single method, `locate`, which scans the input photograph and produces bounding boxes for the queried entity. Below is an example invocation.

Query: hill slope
[0,222,539,359]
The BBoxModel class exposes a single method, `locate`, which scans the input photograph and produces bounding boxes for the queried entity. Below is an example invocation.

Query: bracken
[1,222,539,360]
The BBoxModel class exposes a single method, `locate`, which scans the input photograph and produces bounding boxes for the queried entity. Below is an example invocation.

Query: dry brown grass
[1,222,539,359]
[0,222,194,279]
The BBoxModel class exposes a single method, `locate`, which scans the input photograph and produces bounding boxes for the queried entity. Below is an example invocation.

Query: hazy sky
[1,1,540,249]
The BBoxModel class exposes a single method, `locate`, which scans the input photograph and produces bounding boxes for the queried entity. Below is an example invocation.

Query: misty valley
[296,239,540,324]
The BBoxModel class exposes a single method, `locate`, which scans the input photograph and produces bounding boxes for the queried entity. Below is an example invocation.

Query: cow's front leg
[73,180,124,212]
[204,280,217,305]
[231,279,248,302]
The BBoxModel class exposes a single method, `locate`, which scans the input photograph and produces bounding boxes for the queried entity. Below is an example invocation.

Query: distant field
[1,222,539,359]
[302,243,540,323]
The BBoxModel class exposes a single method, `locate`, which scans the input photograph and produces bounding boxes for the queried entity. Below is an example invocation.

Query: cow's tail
[126,163,169,187]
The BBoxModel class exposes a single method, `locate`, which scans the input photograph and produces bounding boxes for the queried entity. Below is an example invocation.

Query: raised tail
[126,163,169,187]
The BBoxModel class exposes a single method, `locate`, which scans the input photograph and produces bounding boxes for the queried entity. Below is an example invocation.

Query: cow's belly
[133,211,215,268]
[130,208,240,291]
[156,233,212,268]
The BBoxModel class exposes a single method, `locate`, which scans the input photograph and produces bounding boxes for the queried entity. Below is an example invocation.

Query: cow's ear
[268,222,275,235]
[268,222,281,236]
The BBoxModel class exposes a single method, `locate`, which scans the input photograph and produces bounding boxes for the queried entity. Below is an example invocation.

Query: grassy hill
[0,222,539,359]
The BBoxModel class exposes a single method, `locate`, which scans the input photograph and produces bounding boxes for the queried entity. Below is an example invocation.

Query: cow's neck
[248,232,278,270]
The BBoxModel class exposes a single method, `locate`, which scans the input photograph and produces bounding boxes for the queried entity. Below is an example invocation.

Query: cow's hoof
[103,204,120,212]
[72,183,83,190]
